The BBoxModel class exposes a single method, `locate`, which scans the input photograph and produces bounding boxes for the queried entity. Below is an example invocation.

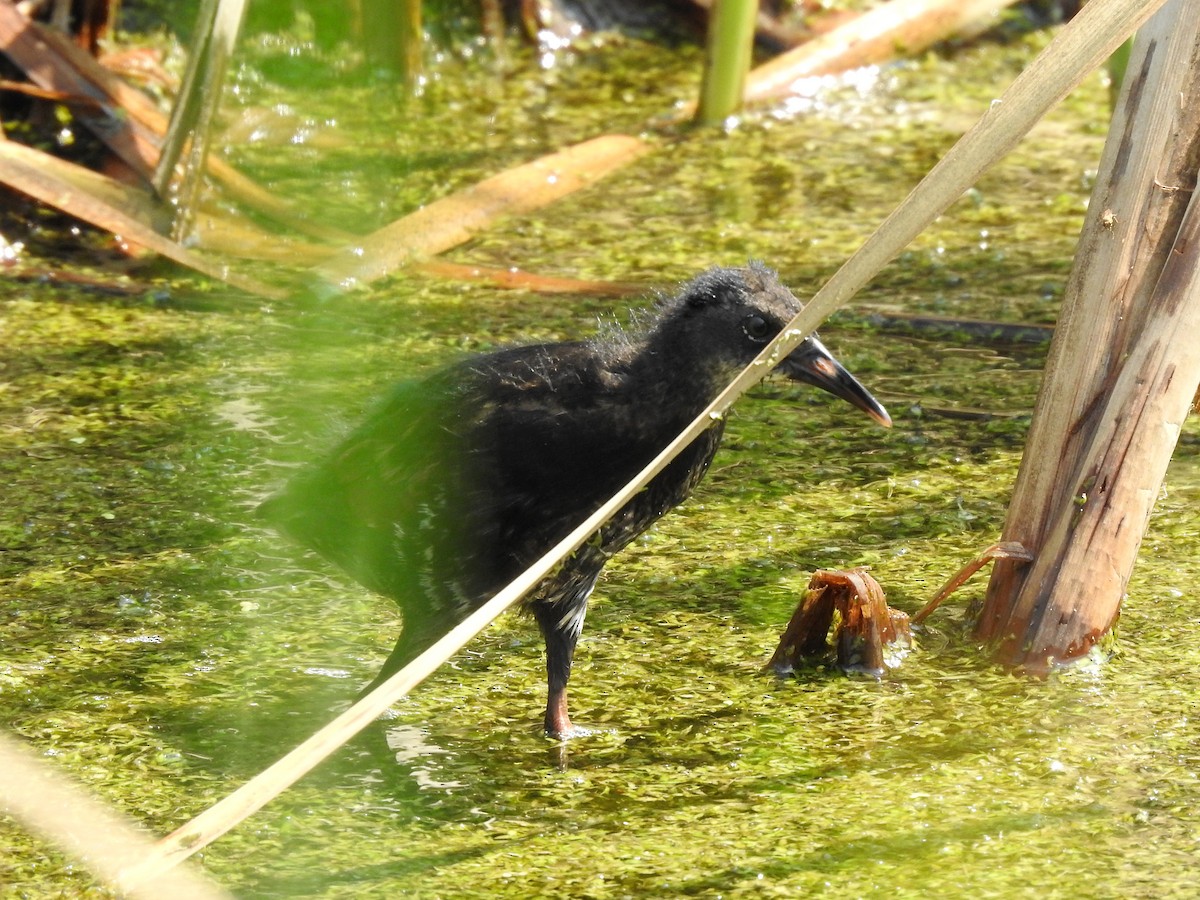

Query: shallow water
[3,21,1200,899]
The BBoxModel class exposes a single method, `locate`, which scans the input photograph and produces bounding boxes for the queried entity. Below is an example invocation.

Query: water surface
[3,24,1199,899]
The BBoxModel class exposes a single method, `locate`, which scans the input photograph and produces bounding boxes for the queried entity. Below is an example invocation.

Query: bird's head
[652,262,891,427]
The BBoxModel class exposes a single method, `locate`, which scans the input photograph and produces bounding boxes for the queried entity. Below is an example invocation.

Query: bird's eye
[741,314,772,343]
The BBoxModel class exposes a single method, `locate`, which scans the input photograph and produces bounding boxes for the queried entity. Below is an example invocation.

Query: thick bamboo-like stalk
[116,1,1169,888]
[696,0,760,126]
[977,0,1200,668]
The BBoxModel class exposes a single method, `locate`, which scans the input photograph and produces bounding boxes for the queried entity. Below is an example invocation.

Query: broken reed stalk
[911,541,1033,625]
[117,0,1168,887]
[153,0,250,242]
[768,569,910,676]
[0,2,162,177]
[977,0,1200,670]
[153,0,218,195]
[744,0,1022,103]
[0,138,172,232]
[0,3,348,244]
[0,141,285,298]
[314,134,652,289]
[671,0,1023,123]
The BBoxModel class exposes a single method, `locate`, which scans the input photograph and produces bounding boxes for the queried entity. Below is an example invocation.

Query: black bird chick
[260,263,890,737]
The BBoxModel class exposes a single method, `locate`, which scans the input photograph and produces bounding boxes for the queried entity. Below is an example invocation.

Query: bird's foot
[544,719,604,741]
[543,713,574,740]
[543,692,584,740]
[543,688,610,739]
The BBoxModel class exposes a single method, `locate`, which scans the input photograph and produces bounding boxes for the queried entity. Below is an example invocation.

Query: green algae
[5,21,1200,900]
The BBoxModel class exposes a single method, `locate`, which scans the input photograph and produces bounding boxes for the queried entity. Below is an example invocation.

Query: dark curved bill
[778,336,892,428]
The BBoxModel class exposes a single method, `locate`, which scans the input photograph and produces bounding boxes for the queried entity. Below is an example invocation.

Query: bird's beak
[778,337,892,428]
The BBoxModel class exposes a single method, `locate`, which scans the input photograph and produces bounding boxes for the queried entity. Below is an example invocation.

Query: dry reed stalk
[977,0,1200,667]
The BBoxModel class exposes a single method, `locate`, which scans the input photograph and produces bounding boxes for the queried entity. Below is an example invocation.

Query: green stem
[696,0,759,126]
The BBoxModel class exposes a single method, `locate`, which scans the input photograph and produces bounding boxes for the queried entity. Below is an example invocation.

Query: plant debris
[768,568,911,677]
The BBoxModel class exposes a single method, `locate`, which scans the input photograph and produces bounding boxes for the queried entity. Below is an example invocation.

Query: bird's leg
[545,682,573,738]
[532,587,591,739]
[538,612,579,738]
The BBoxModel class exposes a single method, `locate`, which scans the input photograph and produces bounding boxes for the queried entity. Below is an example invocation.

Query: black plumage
[260,263,890,736]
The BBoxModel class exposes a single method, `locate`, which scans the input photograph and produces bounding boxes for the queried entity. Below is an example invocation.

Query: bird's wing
[319,370,474,529]
[260,373,465,561]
